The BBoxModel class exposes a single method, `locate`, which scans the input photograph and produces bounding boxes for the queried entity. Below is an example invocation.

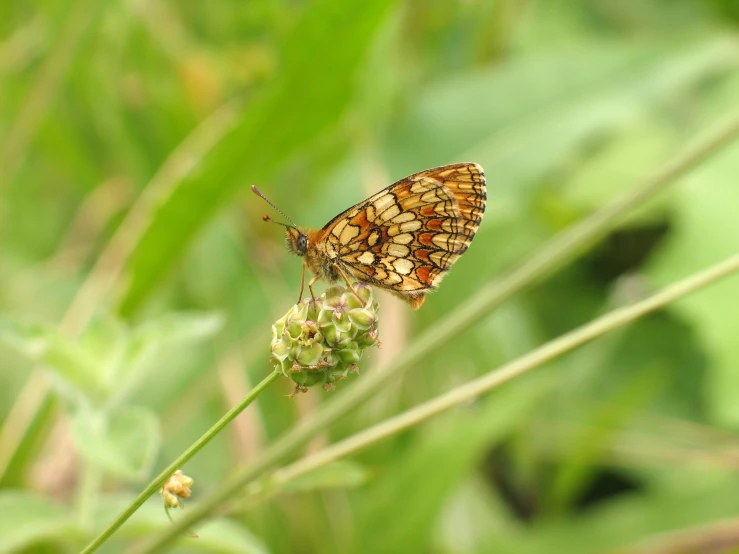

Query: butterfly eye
[297,234,308,255]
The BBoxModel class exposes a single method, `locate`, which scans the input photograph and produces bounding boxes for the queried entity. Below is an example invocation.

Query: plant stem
[268,252,739,488]
[79,370,280,554]
[132,113,739,553]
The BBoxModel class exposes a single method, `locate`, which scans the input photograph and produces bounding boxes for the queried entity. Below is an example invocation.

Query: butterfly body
[281,162,486,309]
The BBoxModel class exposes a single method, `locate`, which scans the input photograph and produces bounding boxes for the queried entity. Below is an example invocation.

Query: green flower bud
[356,328,379,348]
[324,285,345,301]
[338,344,361,364]
[269,283,380,395]
[285,319,303,340]
[271,338,290,362]
[296,342,323,366]
[322,323,341,347]
[348,307,376,330]
[290,370,326,388]
[272,319,286,338]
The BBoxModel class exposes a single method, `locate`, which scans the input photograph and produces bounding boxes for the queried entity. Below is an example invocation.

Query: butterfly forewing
[312,163,485,307]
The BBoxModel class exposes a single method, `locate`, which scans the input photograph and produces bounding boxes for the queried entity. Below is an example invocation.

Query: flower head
[270,284,380,395]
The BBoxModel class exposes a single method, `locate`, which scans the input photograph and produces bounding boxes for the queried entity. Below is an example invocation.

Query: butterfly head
[285,227,308,257]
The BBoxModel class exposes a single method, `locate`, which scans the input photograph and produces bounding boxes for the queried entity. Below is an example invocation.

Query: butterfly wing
[315,162,486,308]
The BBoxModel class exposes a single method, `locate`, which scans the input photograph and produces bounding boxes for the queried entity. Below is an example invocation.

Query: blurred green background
[2,0,739,552]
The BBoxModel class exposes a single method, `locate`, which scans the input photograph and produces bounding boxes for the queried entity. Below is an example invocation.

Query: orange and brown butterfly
[252,162,486,309]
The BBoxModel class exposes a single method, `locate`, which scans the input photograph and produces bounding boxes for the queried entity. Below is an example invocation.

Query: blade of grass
[116,0,398,316]
[129,112,739,552]
[0,102,239,482]
[266,253,739,496]
[79,370,280,554]
[0,0,101,190]
[137,252,739,553]
[0,0,398,481]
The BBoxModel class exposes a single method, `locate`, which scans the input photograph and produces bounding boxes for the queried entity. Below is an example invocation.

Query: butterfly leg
[307,275,319,303]
[333,264,368,307]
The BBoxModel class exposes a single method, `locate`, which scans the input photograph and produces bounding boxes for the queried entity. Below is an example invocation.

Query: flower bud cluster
[160,470,193,509]
[270,283,379,393]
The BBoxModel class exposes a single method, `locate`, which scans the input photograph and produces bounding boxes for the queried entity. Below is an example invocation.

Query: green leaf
[356,374,552,554]
[70,405,160,481]
[485,476,739,554]
[0,491,78,554]
[0,318,106,406]
[434,476,519,554]
[131,311,224,347]
[647,138,739,426]
[116,0,397,316]
[115,311,223,398]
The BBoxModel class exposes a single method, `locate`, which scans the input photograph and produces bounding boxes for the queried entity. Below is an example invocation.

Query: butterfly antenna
[251,185,298,229]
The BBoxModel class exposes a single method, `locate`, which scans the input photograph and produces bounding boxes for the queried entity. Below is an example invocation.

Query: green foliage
[0,491,78,554]
[2,0,739,553]
[0,312,221,482]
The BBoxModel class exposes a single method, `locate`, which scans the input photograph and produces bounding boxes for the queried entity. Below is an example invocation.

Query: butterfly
[252,162,486,309]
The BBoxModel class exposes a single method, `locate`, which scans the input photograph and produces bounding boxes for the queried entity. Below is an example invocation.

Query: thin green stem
[132,113,739,553]
[268,252,739,488]
[79,370,280,554]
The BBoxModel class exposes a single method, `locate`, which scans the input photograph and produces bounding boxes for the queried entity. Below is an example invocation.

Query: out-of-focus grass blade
[385,37,738,192]
[116,0,397,317]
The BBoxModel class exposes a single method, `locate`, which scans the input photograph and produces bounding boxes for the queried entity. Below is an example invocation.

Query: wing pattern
[314,162,485,306]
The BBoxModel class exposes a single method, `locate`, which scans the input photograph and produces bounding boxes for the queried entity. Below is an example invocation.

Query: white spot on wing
[387,243,410,257]
[391,212,415,224]
[401,220,422,232]
[388,220,422,236]
[373,194,395,213]
[331,218,348,238]
[421,191,442,203]
[357,251,375,265]
[393,258,414,275]
[339,224,360,244]
[379,204,400,221]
